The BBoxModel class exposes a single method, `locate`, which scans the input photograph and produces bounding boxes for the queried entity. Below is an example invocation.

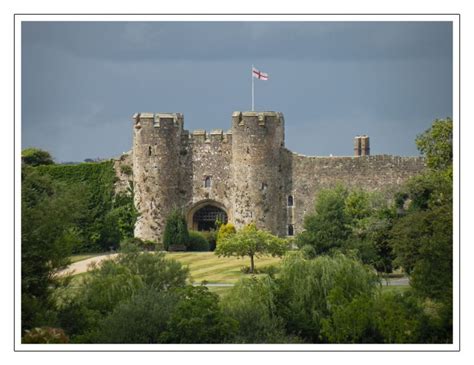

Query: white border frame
[14,13,460,352]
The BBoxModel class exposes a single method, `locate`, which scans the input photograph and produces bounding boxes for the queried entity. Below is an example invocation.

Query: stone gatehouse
[114,111,425,243]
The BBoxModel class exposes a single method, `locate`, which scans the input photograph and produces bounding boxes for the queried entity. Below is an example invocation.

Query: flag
[252,67,269,80]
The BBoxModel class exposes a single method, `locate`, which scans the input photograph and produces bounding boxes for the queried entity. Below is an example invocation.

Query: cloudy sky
[21,20,453,162]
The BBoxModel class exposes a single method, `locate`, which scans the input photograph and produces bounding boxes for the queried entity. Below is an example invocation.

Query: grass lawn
[380,285,410,293]
[165,252,282,284]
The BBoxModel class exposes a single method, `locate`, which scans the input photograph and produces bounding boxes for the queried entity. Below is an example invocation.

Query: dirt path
[57,253,119,277]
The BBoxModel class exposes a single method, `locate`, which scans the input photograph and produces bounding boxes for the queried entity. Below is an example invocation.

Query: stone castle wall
[287,152,425,235]
[123,111,425,242]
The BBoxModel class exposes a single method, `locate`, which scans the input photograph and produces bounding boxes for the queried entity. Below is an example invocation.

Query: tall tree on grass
[215,223,288,273]
[22,166,86,332]
[296,185,350,255]
[162,209,189,251]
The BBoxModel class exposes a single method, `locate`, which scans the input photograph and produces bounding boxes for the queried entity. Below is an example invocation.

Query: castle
[114,111,425,243]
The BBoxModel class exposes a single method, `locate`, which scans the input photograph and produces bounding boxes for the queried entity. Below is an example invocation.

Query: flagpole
[251,64,254,111]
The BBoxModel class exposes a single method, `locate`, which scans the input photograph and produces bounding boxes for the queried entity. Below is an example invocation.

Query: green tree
[221,276,299,343]
[416,117,453,171]
[274,253,379,343]
[83,289,180,343]
[215,223,288,273]
[297,186,395,273]
[162,209,189,251]
[390,205,452,302]
[22,148,54,166]
[21,166,86,332]
[160,286,238,344]
[58,250,188,340]
[388,117,453,342]
[296,185,350,254]
[390,118,453,300]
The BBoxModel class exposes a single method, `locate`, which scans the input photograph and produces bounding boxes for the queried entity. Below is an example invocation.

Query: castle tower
[132,113,184,241]
[230,111,286,235]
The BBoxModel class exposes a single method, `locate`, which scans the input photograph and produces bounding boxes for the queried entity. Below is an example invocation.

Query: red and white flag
[252,67,269,81]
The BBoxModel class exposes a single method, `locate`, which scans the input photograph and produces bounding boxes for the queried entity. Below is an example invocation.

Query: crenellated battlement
[231,111,284,128]
[133,112,184,131]
[189,129,233,144]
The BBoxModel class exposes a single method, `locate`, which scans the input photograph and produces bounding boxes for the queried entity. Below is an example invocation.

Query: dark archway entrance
[192,205,228,231]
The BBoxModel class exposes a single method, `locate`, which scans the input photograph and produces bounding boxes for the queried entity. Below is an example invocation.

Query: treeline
[21,152,137,333]
[23,248,449,344]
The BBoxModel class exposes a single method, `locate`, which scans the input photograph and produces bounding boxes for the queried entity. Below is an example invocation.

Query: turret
[132,113,184,241]
[230,111,286,235]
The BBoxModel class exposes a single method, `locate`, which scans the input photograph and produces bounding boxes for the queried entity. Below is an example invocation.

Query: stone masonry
[115,111,425,242]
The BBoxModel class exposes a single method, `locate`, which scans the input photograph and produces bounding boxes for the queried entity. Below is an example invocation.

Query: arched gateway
[187,200,228,232]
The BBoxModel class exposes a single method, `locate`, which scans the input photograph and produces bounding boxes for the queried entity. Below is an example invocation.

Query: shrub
[63,251,189,339]
[22,327,69,344]
[162,209,189,251]
[120,237,156,252]
[187,231,210,251]
[85,289,180,343]
[201,229,217,251]
[300,244,316,259]
[240,265,279,278]
[120,164,133,176]
[216,223,236,245]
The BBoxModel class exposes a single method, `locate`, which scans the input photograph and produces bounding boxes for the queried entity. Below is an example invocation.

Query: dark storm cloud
[22,22,452,62]
[21,21,453,162]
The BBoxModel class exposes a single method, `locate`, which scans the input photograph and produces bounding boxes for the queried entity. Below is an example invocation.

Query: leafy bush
[240,265,279,277]
[119,164,133,176]
[22,327,69,344]
[216,222,236,245]
[85,289,180,343]
[201,229,217,251]
[120,237,156,252]
[162,209,189,251]
[187,231,210,251]
[300,244,316,259]
[60,251,189,340]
